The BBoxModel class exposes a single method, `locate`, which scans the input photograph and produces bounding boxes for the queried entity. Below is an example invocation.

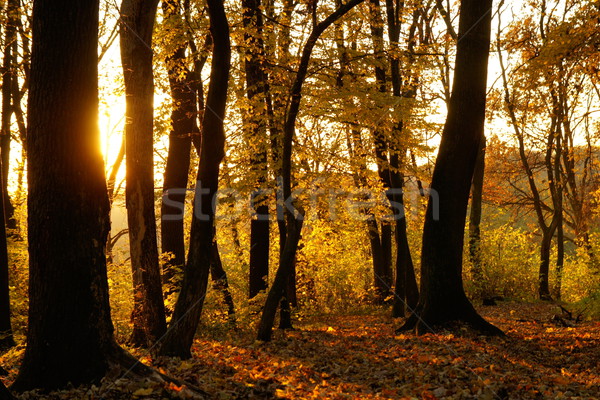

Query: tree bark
[468,134,486,298]
[0,156,14,351]
[210,238,236,318]
[160,0,196,296]
[158,0,230,358]
[12,0,128,389]
[369,0,419,314]
[555,212,564,300]
[0,0,18,231]
[391,153,419,317]
[243,0,271,299]
[398,0,502,336]
[366,0,394,303]
[120,0,168,348]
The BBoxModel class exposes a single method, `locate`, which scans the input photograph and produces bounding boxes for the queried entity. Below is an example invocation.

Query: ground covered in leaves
[3,301,599,399]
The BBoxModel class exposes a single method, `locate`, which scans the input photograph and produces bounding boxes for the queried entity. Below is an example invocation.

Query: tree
[0,0,18,351]
[120,0,168,347]
[12,0,137,389]
[158,0,231,358]
[257,0,366,342]
[468,135,486,298]
[382,0,420,317]
[10,2,204,394]
[0,0,18,231]
[399,0,503,335]
[242,0,271,300]
[160,0,198,296]
[492,0,600,299]
[0,156,13,351]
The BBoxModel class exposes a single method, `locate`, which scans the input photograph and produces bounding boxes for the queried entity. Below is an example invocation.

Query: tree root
[396,303,504,337]
[104,346,210,398]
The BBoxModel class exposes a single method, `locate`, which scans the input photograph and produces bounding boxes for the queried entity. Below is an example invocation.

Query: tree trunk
[539,228,553,300]
[391,155,419,317]
[243,0,271,299]
[366,0,393,303]
[0,0,18,231]
[257,0,366,342]
[398,0,502,336]
[120,0,168,348]
[555,214,564,300]
[160,0,196,296]
[0,0,19,351]
[0,158,14,351]
[0,380,14,400]
[468,135,486,298]
[12,0,126,389]
[210,238,236,318]
[158,0,230,358]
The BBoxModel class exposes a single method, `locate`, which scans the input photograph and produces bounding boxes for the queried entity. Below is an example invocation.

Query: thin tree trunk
[497,7,559,302]
[366,0,394,302]
[158,0,230,358]
[210,238,236,318]
[257,0,366,342]
[469,135,486,298]
[391,153,419,317]
[398,0,502,336]
[107,133,125,203]
[0,158,13,350]
[160,0,196,296]
[539,229,553,300]
[120,0,168,348]
[0,0,18,350]
[243,0,270,299]
[1,0,18,231]
[555,213,564,300]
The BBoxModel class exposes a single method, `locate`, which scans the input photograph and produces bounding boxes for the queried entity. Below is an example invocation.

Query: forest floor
[5,301,600,399]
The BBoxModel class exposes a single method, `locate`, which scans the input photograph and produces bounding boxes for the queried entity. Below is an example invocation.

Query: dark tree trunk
[120,0,168,348]
[391,155,419,317]
[158,0,230,358]
[257,0,366,342]
[368,0,418,311]
[398,0,503,336]
[539,229,553,300]
[0,0,18,352]
[1,0,18,231]
[243,0,270,299]
[336,16,390,305]
[210,239,236,317]
[0,381,13,400]
[468,135,486,298]
[160,0,196,296]
[258,218,302,340]
[12,0,129,389]
[275,211,295,329]
[249,206,270,298]
[367,13,393,303]
[0,158,14,351]
[555,214,564,300]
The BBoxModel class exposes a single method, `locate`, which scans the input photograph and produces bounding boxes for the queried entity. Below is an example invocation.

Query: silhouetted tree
[120,0,168,347]
[12,0,144,389]
[158,0,231,358]
[398,0,503,335]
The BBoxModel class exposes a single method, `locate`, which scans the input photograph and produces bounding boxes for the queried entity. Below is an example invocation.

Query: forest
[0,0,598,398]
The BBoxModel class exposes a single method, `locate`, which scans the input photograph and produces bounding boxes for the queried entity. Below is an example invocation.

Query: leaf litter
[2,301,598,399]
